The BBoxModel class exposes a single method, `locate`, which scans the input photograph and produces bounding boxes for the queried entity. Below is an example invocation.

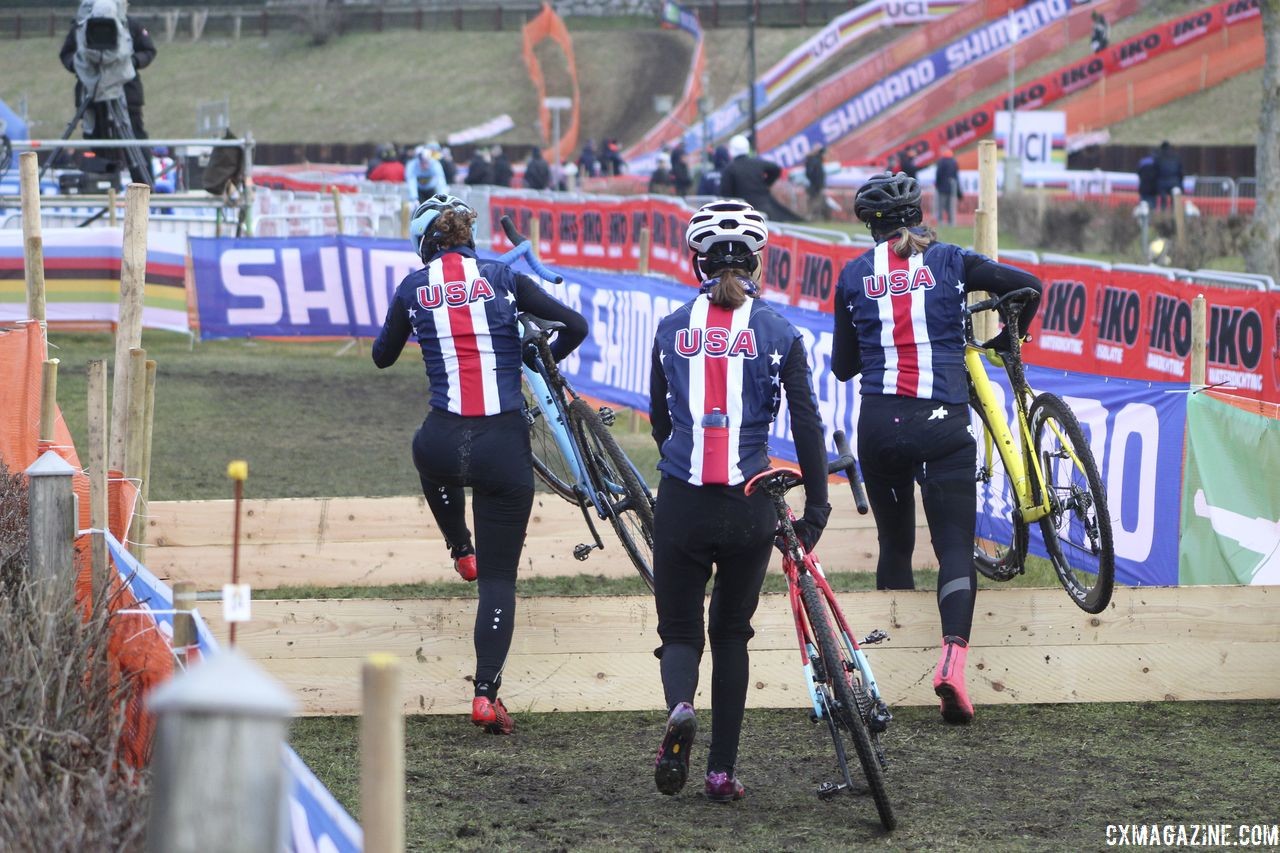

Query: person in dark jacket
[804,145,827,220]
[1154,141,1184,211]
[59,11,156,183]
[718,134,800,223]
[523,147,550,190]
[648,153,674,195]
[440,146,457,185]
[897,148,918,180]
[490,145,513,188]
[465,149,492,186]
[578,140,600,179]
[696,145,730,196]
[1136,150,1158,210]
[670,143,692,196]
[934,147,961,226]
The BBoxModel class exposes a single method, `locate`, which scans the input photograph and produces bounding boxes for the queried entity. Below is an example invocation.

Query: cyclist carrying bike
[372,193,587,734]
[649,200,831,800]
[832,171,1041,725]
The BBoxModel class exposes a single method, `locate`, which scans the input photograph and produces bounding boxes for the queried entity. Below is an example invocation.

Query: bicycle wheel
[1029,393,1115,613]
[971,404,1029,580]
[523,383,577,502]
[799,573,895,831]
[567,398,655,589]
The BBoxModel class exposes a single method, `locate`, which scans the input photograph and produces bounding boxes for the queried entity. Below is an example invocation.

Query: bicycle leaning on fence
[966,287,1116,613]
[744,430,895,831]
[496,216,657,589]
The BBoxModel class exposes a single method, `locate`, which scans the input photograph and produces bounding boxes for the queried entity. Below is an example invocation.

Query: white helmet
[728,134,751,159]
[685,199,768,254]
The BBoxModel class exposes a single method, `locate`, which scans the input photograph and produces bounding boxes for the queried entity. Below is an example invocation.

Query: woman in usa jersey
[373,194,587,735]
[648,201,831,802]
[833,172,1041,725]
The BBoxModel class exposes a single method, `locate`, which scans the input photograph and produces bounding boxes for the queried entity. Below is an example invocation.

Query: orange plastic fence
[0,320,162,768]
[522,3,581,165]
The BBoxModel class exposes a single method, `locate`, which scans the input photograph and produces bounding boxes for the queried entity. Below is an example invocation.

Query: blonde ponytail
[890,225,936,258]
[709,270,750,309]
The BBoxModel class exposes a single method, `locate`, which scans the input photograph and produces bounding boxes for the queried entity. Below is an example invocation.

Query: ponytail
[708,270,750,309]
[889,225,936,258]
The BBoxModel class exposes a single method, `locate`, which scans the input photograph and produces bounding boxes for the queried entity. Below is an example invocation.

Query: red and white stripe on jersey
[872,241,934,398]
[685,294,753,486]
[430,253,501,416]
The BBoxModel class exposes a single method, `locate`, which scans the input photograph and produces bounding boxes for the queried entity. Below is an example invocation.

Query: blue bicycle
[497,217,656,589]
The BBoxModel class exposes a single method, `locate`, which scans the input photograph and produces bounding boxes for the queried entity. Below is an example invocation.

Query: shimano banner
[765,0,1074,167]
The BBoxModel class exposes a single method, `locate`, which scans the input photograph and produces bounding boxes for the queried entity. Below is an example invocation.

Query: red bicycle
[744,430,895,831]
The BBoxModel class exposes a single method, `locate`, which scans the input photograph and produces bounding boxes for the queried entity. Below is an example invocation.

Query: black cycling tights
[412,408,534,698]
[653,476,777,775]
[857,395,977,641]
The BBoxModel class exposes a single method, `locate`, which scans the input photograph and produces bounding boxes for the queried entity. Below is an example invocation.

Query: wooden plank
[243,642,1280,717]
[148,486,896,547]
[204,587,1280,661]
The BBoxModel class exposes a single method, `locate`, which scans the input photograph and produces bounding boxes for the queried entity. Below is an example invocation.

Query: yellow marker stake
[227,459,248,645]
[227,459,249,481]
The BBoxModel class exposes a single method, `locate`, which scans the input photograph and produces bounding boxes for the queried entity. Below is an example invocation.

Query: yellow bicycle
[966,288,1115,613]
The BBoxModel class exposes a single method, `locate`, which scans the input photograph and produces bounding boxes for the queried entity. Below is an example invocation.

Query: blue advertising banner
[763,0,1074,167]
[190,236,1184,585]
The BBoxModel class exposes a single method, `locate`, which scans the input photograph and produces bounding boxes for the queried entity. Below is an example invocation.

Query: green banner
[1179,393,1280,585]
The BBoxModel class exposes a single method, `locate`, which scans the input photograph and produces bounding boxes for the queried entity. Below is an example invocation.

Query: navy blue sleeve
[780,336,829,512]
[960,249,1042,332]
[649,342,671,451]
[371,288,410,368]
[514,272,588,362]
[831,264,862,382]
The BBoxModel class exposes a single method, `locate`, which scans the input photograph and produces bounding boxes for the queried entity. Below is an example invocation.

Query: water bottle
[701,407,729,485]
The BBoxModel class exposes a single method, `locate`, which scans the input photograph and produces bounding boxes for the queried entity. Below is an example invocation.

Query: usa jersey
[654,292,802,486]
[395,249,524,416]
[836,240,971,404]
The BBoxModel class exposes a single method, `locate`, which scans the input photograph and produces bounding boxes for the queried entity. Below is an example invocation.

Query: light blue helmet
[409,193,474,261]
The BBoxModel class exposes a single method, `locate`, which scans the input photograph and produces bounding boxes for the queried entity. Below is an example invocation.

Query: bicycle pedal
[816,781,845,801]
[573,543,593,561]
[597,406,616,427]
[861,629,890,646]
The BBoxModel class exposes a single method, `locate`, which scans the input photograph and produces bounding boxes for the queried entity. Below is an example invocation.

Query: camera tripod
[39,80,153,188]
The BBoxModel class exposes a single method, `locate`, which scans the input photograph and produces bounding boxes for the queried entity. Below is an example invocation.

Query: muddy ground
[291,701,1279,851]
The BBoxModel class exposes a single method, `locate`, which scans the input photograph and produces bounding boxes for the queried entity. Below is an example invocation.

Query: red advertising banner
[884,0,1262,167]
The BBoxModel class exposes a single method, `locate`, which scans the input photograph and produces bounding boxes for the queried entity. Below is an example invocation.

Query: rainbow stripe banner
[0,228,190,334]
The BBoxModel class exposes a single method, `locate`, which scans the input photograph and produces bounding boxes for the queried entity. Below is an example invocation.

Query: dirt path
[292,701,1280,851]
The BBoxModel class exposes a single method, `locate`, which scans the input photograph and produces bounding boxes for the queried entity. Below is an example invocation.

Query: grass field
[290,701,1280,851]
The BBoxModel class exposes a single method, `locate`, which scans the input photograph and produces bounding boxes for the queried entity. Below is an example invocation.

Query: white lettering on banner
[1146,352,1184,377]
[281,248,349,326]
[1094,343,1124,364]
[1207,366,1264,391]
[345,247,371,327]
[367,250,420,327]
[1065,395,1157,564]
[221,249,283,325]
[588,288,678,397]
[817,60,938,146]
[1038,334,1084,354]
[944,0,1069,69]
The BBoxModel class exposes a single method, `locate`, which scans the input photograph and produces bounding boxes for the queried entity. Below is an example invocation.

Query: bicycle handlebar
[962,286,1040,320]
[496,215,564,285]
[832,430,870,515]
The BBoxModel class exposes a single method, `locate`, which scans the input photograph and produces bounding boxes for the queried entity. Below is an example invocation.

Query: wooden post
[125,347,147,558]
[108,186,118,227]
[19,151,47,338]
[399,200,411,239]
[361,654,404,853]
[146,652,296,853]
[972,140,1000,342]
[172,581,196,668]
[25,451,77,591]
[39,359,59,443]
[132,358,157,559]
[331,187,345,236]
[529,214,541,250]
[1173,186,1186,248]
[638,225,652,276]
[1190,294,1207,387]
[87,360,109,604]
[227,461,248,647]
[110,184,151,473]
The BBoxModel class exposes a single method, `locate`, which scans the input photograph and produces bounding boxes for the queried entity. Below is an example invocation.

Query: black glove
[981,328,1014,354]
[791,503,831,553]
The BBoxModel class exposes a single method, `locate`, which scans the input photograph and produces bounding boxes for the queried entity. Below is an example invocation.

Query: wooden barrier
[201,586,1280,716]
[145,487,930,588]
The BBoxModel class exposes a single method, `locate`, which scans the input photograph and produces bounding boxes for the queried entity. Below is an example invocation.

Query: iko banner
[1179,393,1280,585]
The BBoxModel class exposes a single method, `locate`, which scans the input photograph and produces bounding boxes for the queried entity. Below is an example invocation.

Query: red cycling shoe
[452,544,477,582]
[471,697,514,734]
[932,635,974,725]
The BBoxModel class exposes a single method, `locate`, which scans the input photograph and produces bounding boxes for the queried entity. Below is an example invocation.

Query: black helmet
[853,171,922,230]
